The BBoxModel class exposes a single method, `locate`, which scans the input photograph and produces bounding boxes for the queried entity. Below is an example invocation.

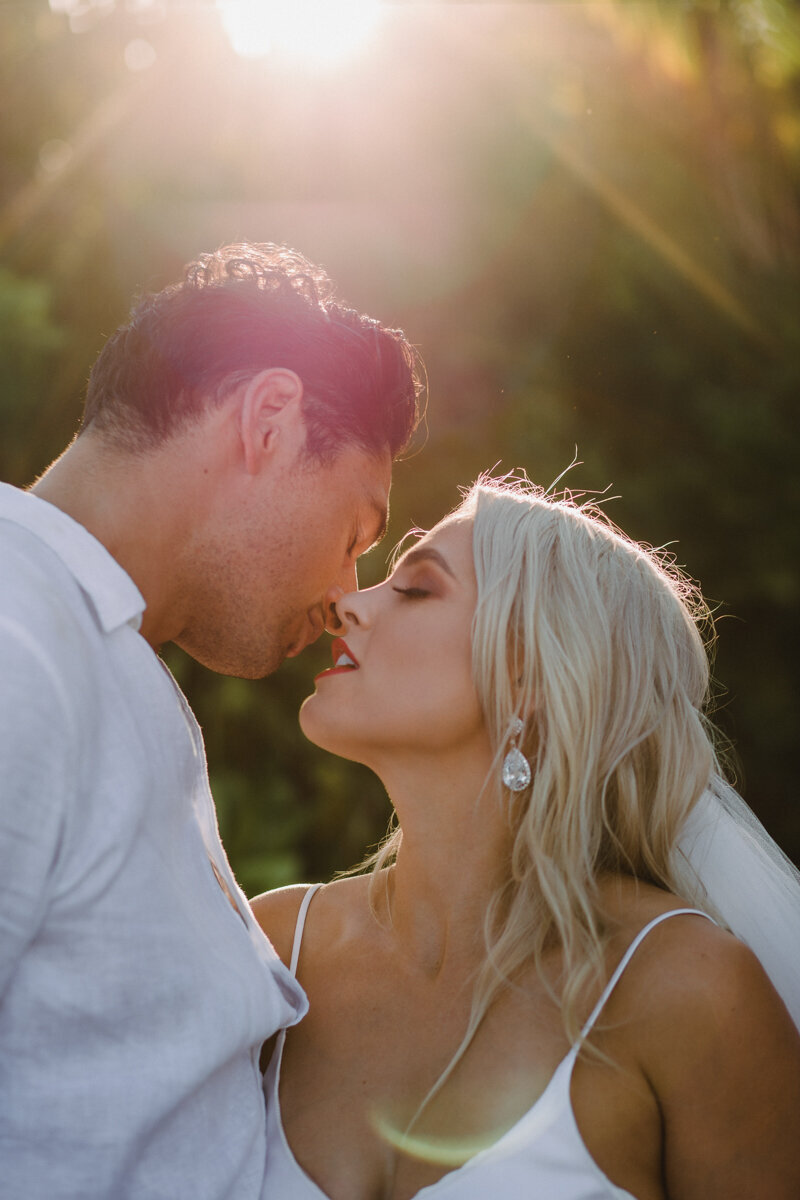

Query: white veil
[672,775,800,1033]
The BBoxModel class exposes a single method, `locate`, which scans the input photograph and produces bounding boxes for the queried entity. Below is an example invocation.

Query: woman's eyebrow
[393,546,456,580]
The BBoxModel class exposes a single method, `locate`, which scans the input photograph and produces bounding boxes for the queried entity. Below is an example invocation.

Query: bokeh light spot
[38,139,73,175]
[124,38,157,71]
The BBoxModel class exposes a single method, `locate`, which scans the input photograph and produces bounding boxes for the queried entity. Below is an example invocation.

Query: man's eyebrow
[366,499,389,551]
[393,545,456,580]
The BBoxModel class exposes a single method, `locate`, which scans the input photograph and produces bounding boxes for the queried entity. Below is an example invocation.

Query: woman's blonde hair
[370,471,720,1061]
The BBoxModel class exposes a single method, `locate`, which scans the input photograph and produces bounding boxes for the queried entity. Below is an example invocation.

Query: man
[0,243,421,1199]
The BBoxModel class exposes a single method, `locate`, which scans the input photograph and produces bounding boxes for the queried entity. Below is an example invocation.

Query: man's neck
[32,431,190,649]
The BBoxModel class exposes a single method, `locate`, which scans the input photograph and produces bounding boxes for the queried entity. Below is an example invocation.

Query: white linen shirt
[0,482,307,1200]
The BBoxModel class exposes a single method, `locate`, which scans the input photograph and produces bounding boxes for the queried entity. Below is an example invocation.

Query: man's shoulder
[1,519,90,635]
[1,484,145,638]
[0,520,106,713]
[2,508,74,580]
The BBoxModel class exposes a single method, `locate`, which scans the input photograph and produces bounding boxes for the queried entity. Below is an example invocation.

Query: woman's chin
[297,694,322,744]
[298,700,376,768]
[299,698,358,759]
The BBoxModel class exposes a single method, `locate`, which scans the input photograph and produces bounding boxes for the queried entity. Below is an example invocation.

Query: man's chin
[173,635,282,680]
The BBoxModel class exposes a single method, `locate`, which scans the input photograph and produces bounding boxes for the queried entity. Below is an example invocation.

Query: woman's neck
[377,781,512,980]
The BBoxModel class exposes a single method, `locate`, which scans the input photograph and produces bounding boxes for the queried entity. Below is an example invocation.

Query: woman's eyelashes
[391,585,431,600]
[389,563,443,600]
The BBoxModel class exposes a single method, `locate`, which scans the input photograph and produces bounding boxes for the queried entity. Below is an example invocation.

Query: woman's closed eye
[392,586,431,600]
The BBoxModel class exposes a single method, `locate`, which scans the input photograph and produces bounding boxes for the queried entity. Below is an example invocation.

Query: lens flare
[217,0,381,64]
[371,1108,508,1168]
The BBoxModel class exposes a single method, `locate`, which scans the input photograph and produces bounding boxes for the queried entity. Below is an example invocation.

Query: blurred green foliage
[2,0,799,878]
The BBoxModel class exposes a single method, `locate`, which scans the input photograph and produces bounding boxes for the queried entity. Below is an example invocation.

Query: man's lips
[314,637,359,682]
[285,613,326,659]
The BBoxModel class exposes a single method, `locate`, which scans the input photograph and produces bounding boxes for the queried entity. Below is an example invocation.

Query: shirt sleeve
[0,616,77,998]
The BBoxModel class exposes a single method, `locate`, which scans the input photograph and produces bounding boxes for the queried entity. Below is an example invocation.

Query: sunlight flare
[217,0,382,64]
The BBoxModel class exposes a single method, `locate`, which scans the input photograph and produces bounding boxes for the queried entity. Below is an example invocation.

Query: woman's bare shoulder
[250,884,317,967]
[600,880,792,1041]
[582,892,800,1198]
[633,909,798,1057]
[632,915,800,1196]
[627,910,767,1015]
[250,873,374,968]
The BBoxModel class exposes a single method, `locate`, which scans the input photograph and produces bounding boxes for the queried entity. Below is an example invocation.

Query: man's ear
[239,368,304,475]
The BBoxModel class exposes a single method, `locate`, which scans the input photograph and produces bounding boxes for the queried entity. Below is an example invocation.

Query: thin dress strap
[579,908,714,1041]
[289,883,323,978]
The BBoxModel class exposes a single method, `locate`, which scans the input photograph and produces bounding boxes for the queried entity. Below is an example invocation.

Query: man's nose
[324,558,359,633]
[327,584,368,635]
[324,587,345,634]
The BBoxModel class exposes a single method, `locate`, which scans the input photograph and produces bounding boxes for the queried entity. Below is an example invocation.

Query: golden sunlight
[216,0,382,64]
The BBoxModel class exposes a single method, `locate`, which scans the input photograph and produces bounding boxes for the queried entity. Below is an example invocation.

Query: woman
[252,475,800,1200]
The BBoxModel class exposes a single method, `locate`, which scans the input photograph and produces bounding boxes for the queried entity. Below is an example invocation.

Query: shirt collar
[0,482,146,634]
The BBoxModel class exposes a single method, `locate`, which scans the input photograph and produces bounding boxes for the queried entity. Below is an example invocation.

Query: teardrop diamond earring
[502,717,531,792]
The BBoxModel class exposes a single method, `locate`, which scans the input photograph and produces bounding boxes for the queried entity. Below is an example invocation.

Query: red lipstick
[314,638,360,682]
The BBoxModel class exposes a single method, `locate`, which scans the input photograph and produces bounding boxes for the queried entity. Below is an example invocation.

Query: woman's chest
[274,1036,661,1200]
[275,983,658,1200]
[273,939,664,1200]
